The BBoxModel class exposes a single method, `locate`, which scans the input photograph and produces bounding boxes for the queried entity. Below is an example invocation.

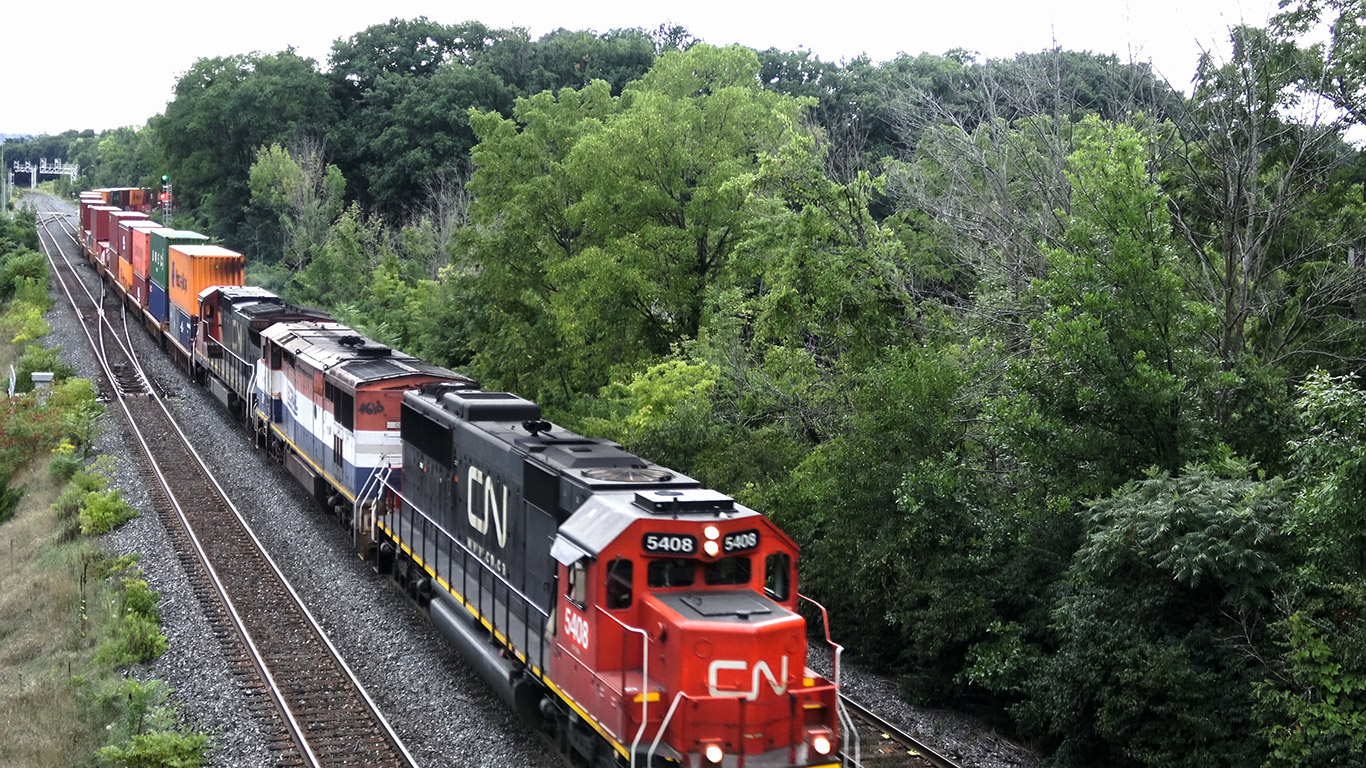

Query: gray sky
[3,0,1282,137]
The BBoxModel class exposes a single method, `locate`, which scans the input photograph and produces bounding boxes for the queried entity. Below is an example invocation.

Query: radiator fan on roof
[582,467,674,483]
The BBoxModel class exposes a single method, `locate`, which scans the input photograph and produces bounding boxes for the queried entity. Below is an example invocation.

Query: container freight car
[88,204,119,259]
[130,225,173,310]
[166,244,243,363]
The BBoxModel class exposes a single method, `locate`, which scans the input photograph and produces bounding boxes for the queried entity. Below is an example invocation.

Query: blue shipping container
[170,304,195,351]
[150,281,169,324]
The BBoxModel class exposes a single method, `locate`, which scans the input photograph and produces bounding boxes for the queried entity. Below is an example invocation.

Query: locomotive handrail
[590,607,652,768]
[800,593,856,767]
[647,691,689,766]
[374,475,550,618]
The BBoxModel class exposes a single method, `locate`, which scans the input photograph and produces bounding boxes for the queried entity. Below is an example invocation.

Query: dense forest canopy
[10,5,1366,765]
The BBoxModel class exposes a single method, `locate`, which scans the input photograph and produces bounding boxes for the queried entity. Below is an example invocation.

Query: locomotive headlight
[808,727,834,756]
[701,740,725,764]
[703,540,720,557]
[704,524,720,540]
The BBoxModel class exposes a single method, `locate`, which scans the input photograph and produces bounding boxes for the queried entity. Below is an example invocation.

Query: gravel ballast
[31,191,1038,768]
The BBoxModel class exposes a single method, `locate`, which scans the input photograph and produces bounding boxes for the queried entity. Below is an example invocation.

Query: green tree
[247,141,345,269]
[1022,461,1289,767]
[156,50,337,252]
[1276,0,1366,126]
[326,18,510,217]
[1165,25,1366,375]
[452,45,809,404]
[1000,117,1214,501]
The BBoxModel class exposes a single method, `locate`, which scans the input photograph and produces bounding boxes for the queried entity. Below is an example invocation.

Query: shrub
[1,298,50,343]
[54,457,113,518]
[120,578,161,623]
[93,679,209,768]
[79,490,136,535]
[50,441,83,482]
[96,730,209,768]
[0,249,46,298]
[0,470,22,524]
[94,606,166,666]
[14,344,76,394]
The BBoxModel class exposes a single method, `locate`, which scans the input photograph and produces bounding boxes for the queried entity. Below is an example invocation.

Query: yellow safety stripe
[376,518,633,760]
[269,423,357,503]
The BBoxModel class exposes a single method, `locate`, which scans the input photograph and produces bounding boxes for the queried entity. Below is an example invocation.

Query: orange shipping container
[167,245,245,318]
[119,256,134,293]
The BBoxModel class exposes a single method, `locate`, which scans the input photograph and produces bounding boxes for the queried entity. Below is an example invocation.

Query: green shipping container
[149,230,211,289]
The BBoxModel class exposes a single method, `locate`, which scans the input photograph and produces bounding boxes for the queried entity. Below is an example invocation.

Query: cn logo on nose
[707,656,789,700]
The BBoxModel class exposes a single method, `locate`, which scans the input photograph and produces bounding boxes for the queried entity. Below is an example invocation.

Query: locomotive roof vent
[335,334,392,357]
[584,467,674,483]
[441,390,542,422]
[634,488,734,514]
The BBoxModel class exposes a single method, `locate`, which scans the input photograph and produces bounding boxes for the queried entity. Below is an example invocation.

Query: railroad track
[840,694,962,768]
[33,198,421,768]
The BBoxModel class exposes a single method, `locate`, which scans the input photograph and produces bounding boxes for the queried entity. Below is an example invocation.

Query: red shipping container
[91,206,120,251]
[133,274,148,310]
[121,221,163,265]
[108,212,149,259]
[167,245,245,318]
[132,226,173,280]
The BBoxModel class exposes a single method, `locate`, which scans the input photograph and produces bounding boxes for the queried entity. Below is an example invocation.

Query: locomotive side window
[606,558,633,609]
[335,391,355,430]
[765,553,791,601]
[704,556,751,586]
[568,560,588,607]
[647,558,695,588]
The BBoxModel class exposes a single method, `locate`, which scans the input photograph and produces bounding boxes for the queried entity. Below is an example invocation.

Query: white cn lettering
[466,467,509,548]
[707,656,790,700]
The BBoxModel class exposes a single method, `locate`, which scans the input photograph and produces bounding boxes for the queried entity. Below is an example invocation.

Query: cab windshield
[646,556,751,588]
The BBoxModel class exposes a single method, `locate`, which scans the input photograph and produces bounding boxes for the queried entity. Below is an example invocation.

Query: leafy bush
[0,249,45,298]
[96,730,209,768]
[79,490,136,535]
[13,272,51,308]
[0,470,22,524]
[0,299,49,342]
[94,577,166,666]
[93,679,209,768]
[14,344,75,393]
[54,459,112,521]
[50,378,103,451]
[49,441,83,481]
[120,578,161,623]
